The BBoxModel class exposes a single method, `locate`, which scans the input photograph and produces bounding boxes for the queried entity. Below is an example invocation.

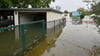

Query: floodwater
[0,22,43,56]
[24,17,100,56]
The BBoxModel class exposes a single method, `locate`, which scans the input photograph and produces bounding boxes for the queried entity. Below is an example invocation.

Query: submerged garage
[0,8,63,30]
[0,8,65,56]
[0,8,64,36]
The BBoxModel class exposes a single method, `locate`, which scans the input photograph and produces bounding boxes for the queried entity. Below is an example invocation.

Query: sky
[50,0,88,12]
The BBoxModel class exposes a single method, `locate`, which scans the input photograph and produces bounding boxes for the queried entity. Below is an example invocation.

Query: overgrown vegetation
[91,1,100,27]
[0,0,55,8]
[83,0,100,27]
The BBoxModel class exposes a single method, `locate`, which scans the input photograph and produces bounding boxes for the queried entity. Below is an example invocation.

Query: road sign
[72,11,82,16]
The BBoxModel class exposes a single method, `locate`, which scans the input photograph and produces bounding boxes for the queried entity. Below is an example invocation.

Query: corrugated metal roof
[0,8,63,14]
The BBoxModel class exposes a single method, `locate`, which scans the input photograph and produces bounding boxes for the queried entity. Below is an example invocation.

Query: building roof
[0,8,63,14]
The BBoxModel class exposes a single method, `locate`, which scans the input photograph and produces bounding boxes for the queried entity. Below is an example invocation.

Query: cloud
[50,0,87,12]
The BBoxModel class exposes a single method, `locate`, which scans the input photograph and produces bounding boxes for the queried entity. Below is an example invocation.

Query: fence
[0,20,45,56]
[47,18,66,37]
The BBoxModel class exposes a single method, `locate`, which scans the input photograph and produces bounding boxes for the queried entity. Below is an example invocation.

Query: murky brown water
[24,31,61,56]
[24,18,100,56]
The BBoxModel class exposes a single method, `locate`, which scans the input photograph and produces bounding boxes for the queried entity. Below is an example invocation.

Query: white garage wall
[46,11,64,37]
[14,11,19,25]
[47,11,63,21]
[46,11,63,28]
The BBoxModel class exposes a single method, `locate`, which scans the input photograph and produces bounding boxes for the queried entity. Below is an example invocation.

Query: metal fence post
[54,20,56,35]
[21,25,26,51]
[42,20,45,38]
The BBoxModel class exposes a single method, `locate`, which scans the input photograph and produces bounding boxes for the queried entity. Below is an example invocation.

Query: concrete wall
[14,11,19,25]
[47,11,62,21]
[46,11,63,28]
[46,11,64,37]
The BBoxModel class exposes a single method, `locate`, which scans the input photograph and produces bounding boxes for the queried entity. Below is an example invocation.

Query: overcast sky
[50,0,88,12]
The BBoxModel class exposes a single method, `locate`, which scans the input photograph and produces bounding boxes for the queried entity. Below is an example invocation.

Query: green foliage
[93,16,100,27]
[0,0,55,8]
[76,7,89,16]
[64,10,68,13]
[69,12,72,17]
[91,1,100,27]
[64,10,68,16]
[76,7,89,19]
[91,2,100,15]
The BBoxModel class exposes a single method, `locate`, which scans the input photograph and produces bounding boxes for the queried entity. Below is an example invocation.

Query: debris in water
[52,53,55,56]
[91,45,100,56]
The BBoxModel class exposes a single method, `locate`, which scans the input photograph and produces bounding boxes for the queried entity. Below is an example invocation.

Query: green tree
[69,12,72,17]
[91,2,100,15]
[0,0,55,8]
[64,10,68,16]
[91,2,100,27]
[76,7,89,15]
[76,7,89,19]
[64,10,68,13]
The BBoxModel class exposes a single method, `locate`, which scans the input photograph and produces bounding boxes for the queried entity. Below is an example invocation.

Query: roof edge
[0,8,63,14]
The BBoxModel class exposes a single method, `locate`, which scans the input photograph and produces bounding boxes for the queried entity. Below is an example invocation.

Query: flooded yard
[0,19,65,56]
[0,18,100,56]
[24,18,100,56]
[0,22,44,56]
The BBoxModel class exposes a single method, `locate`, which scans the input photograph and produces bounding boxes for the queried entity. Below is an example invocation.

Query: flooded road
[24,18,100,56]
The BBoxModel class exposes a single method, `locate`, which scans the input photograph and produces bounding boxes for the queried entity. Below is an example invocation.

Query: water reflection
[0,29,22,56]
[97,28,100,34]
[24,31,62,56]
[22,18,100,56]
[24,19,64,56]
